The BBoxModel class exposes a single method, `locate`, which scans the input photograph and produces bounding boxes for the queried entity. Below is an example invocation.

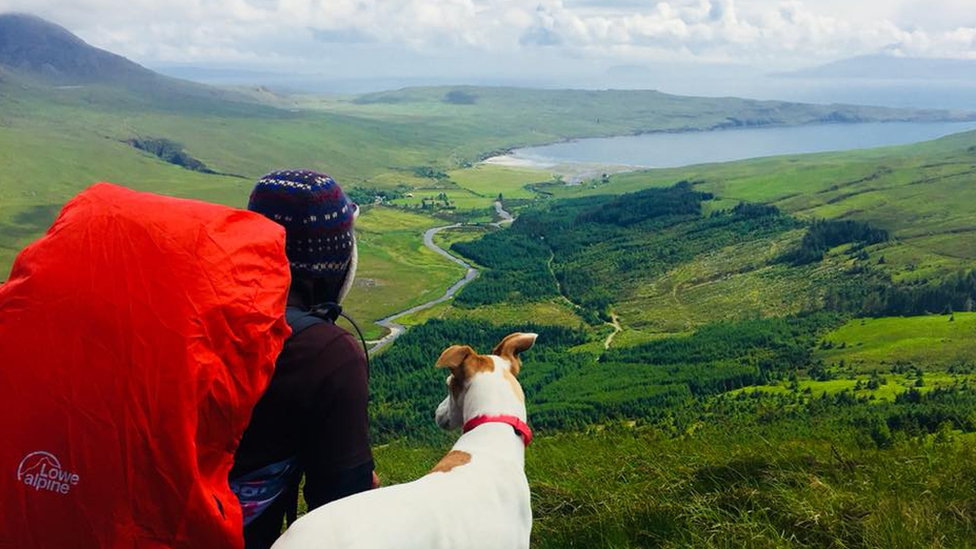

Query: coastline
[482,119,976,183]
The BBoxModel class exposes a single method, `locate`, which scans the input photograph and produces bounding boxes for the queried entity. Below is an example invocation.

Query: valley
[3,14,976,548]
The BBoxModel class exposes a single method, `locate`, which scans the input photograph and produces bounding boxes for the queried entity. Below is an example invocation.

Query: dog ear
[492,333,538,376]
[436,345,476,374]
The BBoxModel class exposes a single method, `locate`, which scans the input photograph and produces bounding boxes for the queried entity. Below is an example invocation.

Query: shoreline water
[483,120,976,182]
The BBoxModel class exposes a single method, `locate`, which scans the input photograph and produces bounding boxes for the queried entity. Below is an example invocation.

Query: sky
[2,0,974,90]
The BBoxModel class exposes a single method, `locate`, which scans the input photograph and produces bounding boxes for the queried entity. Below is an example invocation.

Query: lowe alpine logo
[16,451,81,495]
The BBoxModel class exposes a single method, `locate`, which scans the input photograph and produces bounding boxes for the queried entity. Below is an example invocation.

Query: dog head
[434,332,538,430]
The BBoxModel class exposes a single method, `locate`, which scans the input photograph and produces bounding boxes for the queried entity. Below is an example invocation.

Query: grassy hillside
[315,86,975,162]
[549,130,976,285]
[447,185,865,335]
[8,68,968,340]
[363,308,976,548]
[365,309,976,547]
[375,423,976,549]
[819,313,976,371]
[3,68,970,273]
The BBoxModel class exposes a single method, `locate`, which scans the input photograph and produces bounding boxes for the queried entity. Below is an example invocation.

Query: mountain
[0,13,157,85]
[778,55,976,81]
[0,13,270,112]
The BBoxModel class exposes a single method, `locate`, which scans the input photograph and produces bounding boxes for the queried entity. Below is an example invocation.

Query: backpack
[0,183,291,549]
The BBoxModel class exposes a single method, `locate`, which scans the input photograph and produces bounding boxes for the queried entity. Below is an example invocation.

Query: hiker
[230,169,377,549]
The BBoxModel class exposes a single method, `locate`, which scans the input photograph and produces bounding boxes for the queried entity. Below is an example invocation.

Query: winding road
[368,201,511,354]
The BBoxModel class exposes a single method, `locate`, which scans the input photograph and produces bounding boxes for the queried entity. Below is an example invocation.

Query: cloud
[520,4,566,46]
[520,25,563,47]
[311,27,375,44]
[0,0,974,70]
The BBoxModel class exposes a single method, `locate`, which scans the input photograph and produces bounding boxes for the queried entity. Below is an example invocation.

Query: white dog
[271,332,538,549]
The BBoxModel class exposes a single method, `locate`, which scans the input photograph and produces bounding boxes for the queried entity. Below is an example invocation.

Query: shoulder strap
[285,305,331,337]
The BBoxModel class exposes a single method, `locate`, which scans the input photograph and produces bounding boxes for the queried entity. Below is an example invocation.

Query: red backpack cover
[0,183,291,549]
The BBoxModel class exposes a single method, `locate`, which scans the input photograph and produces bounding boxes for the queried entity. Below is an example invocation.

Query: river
[368,203,514,353]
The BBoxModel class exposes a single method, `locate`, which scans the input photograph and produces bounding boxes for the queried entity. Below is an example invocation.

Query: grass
[448,164,548,201]
[818,313,976,371]
[724,312,976,402]
[372,424,976,549]
[615,229,832,335]
[735,372,976,401]
[0,126,253,277]
[431,224,492,252]
[389,163,550,214]
[390,188,494,210]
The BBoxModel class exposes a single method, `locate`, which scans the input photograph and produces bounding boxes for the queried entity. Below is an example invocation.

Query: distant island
[776,54,976,80]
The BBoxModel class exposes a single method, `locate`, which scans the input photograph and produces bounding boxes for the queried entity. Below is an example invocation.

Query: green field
[737,371,973,401]
[819,313,976,371]
[617,229,831,333]
[390,188,493,210]
[387,163,550,216]
[448,164,548,200]
[398,299,586,330]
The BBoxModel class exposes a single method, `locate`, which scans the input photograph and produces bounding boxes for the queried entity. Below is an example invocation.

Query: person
[230,169,376,549]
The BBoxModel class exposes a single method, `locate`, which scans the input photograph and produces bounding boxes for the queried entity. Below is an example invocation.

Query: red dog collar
[462,415,533,447]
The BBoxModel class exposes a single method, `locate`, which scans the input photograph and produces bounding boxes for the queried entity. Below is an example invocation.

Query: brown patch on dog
[463,353,495,377]
[436,345,476,371]
[429,450,472,474]
[503,369,525,402]
[436,345,495,398]
[492,333,538,376]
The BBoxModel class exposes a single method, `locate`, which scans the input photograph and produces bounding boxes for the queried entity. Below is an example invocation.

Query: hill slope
[552,130,976,287]
[0,13,271,110]
[0,13,154,85]
[2,13,975,335]
[320,86,976,162]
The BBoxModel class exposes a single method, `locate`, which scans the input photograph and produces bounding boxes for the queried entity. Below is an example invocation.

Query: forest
[781,219,889,265]
[453,183,974,326]
[453,183,801,320]
[370,313,976,451]
[827,268,976,316]
[369,180,976,457]
[127,137,214,173]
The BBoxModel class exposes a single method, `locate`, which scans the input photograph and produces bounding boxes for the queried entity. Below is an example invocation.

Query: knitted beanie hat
[248,169,359,300]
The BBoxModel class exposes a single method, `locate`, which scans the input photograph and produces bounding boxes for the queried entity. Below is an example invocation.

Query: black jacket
[231,310,373,549]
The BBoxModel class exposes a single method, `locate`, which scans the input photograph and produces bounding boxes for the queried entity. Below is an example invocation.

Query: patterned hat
[248,169,359,281]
